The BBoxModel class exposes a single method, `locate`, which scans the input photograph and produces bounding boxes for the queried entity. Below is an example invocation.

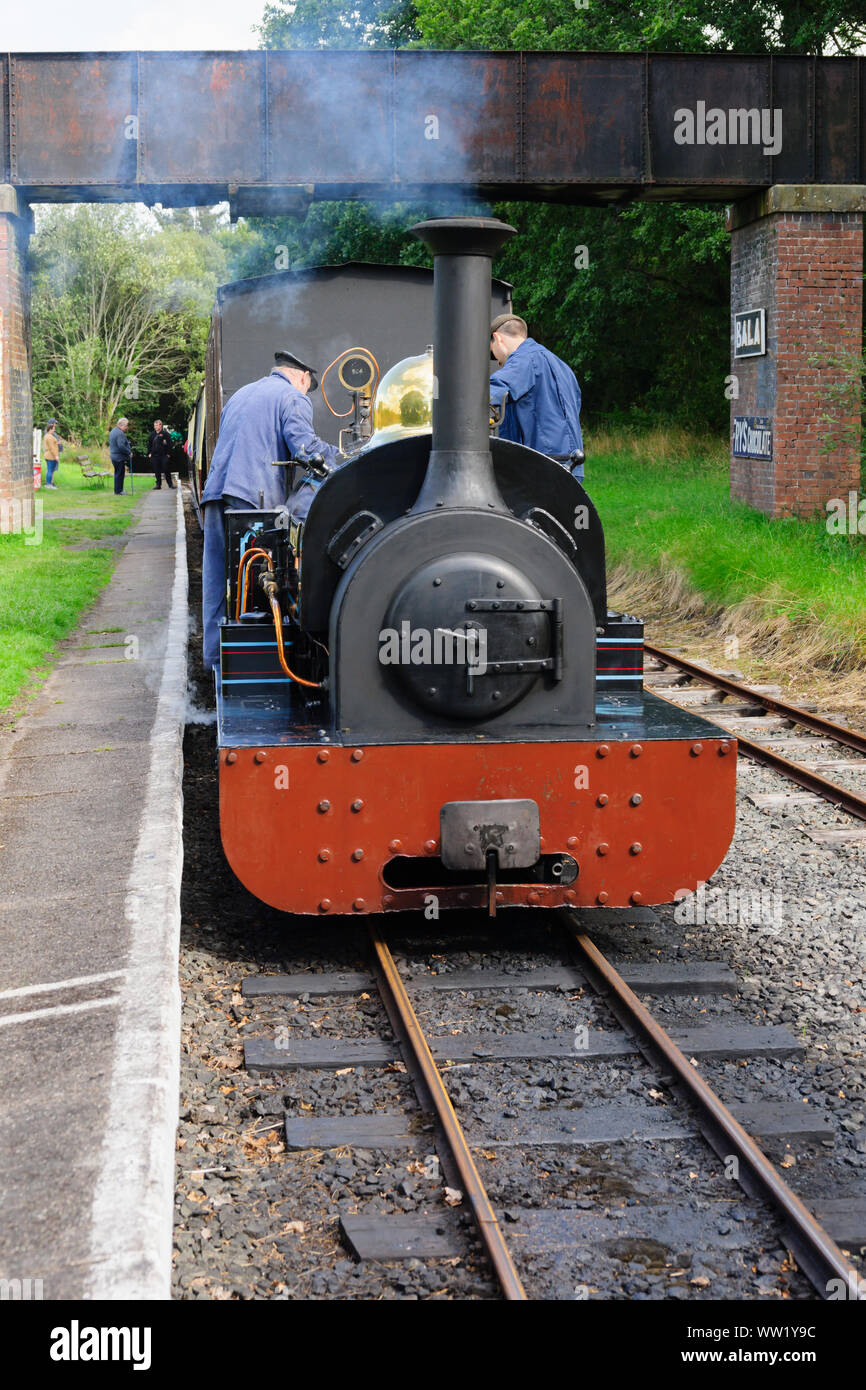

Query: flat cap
[275,350,319,391]
[490,313,527,337]
[490,313,527,359]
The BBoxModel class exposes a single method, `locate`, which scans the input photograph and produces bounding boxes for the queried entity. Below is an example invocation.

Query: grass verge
[0,466,141,714]
[588,428,866,703]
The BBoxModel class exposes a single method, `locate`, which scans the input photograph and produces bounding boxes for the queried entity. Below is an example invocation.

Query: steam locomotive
[194,217,736,917]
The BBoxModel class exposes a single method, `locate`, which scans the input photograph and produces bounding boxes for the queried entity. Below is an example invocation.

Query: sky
[3,0,268,51]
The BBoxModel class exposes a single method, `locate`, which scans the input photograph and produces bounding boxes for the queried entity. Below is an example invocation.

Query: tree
[31,205,239,444]
[412,0,866,54]
[257,0,418,48]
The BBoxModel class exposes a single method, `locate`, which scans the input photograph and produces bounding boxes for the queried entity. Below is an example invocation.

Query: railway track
[239,909,864,1301]
[645,644,866,838]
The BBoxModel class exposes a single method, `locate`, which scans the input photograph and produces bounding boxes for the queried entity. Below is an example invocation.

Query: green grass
[588,428,866,657]
[0,466,141,711]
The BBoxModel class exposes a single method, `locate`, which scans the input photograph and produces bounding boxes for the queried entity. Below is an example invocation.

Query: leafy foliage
[32,206,214,443]
[30,205,262,445]
[257,0,418,48]
[412,0,866,54]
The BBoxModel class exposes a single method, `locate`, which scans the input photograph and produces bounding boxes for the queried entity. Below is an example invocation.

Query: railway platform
[0,486,187,1299]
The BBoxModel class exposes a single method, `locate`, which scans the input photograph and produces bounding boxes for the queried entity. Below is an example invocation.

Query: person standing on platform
[148,419,175,490]
[108,417,133,496]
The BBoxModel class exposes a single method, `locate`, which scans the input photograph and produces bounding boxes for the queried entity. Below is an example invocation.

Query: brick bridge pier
[728,186,864,519]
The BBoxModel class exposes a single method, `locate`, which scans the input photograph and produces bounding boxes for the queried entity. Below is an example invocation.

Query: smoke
[185,692,217,726]
[184,606,218,724]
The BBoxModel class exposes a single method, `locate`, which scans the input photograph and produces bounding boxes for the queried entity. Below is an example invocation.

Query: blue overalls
[201,370,340,669]
[489,338,584,478]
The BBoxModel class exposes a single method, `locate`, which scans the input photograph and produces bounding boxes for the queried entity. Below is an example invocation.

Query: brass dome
[364,346,433,450]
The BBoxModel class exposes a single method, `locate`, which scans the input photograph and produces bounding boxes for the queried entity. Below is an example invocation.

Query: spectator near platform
[489,314,585,480]
[42,419,64,489]
[108,418,132,496]
[147,419,175,490]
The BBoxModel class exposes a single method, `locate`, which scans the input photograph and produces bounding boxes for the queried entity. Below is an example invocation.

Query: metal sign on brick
[733,415,773,460]
[734,308,766,358]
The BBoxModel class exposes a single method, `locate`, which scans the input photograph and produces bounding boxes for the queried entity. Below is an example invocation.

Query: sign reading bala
[734,308,766,358]
[733,416,773,460]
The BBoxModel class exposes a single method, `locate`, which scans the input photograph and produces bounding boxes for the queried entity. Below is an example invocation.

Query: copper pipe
[265,588,322,690]
[235,547,270,619]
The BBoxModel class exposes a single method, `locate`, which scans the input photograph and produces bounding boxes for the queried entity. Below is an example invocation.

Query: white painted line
[0,996,122,1027]
[0,970,125,1001]
[88,485,188,1301]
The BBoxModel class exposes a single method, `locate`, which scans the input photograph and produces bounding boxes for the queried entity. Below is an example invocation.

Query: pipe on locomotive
[409,217,516,514]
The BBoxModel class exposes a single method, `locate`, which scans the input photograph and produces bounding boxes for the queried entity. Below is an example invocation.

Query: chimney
[409,216,515,513]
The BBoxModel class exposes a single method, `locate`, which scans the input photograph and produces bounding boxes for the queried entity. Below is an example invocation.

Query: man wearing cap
[489,315,585,480]
[200,351,341,671]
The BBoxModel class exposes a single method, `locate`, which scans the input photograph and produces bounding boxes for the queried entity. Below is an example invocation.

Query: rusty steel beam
[1,51,864,207]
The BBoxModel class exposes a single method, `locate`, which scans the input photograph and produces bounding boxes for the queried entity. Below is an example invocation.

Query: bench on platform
[76,456,113,488]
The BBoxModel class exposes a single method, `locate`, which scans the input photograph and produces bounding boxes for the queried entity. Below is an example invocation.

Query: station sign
[734,308,766,358]
[733,416,773,460]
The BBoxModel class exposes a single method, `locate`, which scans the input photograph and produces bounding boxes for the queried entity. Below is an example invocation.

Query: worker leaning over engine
[201,349,341,671]
[489,314,585,480]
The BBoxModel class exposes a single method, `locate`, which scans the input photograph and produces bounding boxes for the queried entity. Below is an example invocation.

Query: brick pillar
[727,186,864,519]
[0,186,34,520]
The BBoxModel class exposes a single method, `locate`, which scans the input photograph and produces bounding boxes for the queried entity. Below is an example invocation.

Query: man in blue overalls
[200,350,341,671]
[488,314,585,480]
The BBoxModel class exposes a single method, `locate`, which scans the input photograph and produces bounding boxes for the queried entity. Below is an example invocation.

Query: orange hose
[269,594,322,688]
[236,544,322,688]
[236,547,271,619]
[236,547,268,617]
